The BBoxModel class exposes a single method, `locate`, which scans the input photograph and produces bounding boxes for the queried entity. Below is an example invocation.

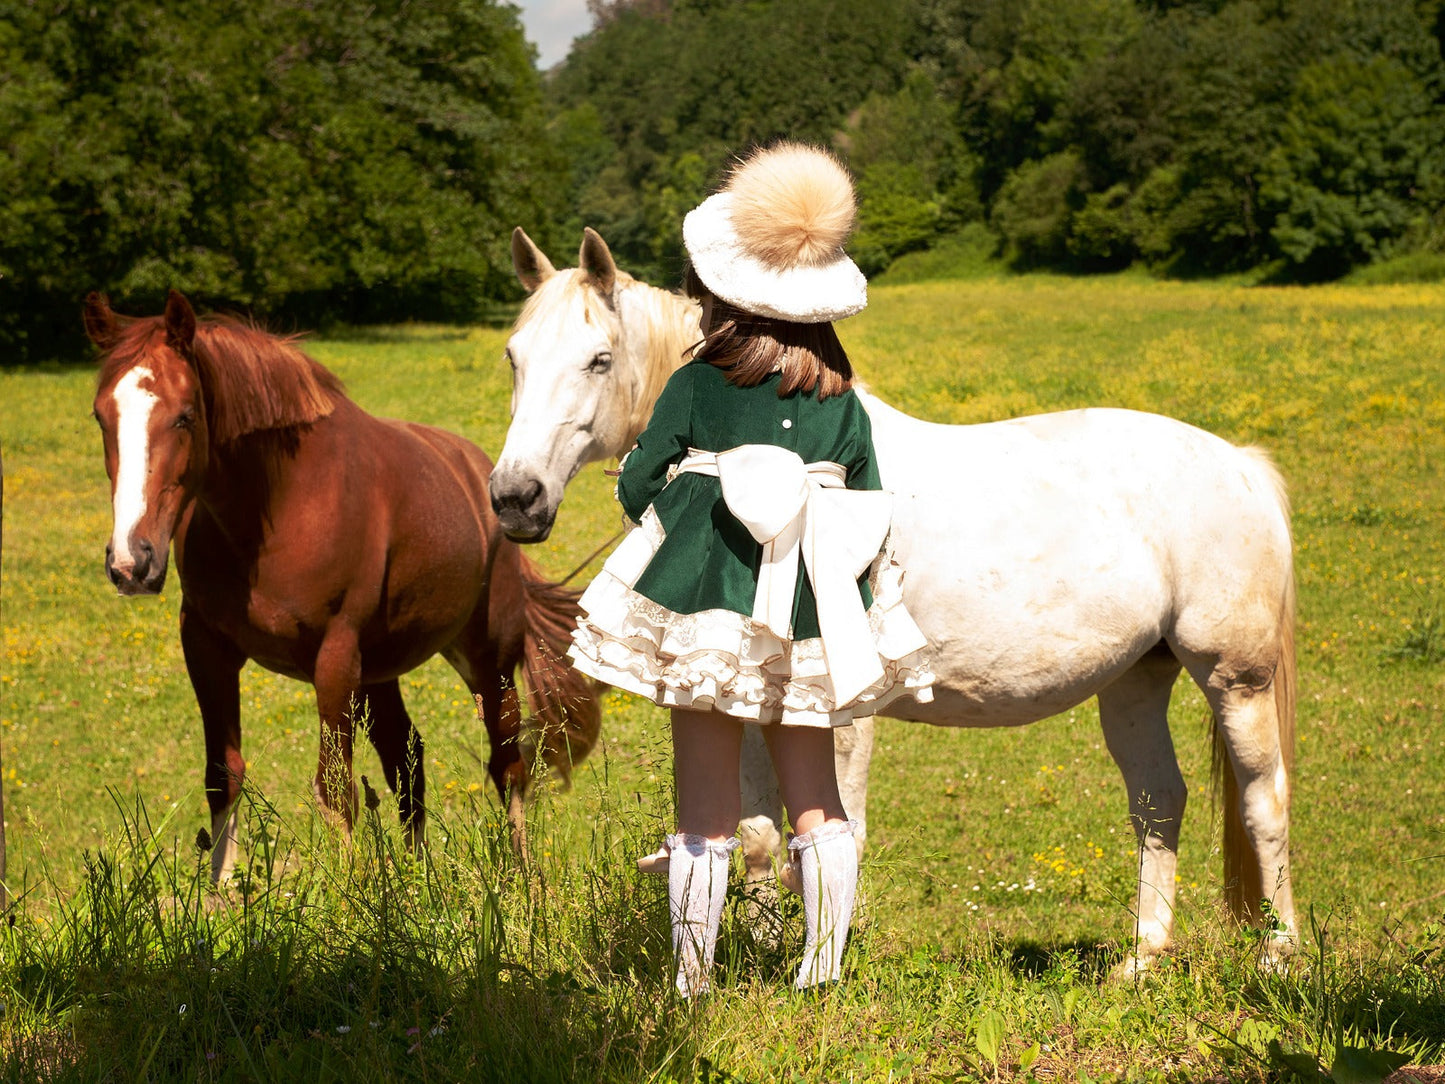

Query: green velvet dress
[569,360,933,727]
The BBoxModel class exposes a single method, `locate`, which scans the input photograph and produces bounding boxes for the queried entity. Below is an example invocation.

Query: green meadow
[0,275,1443,1081]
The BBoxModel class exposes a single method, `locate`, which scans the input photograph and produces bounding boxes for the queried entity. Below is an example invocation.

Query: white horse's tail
[1215,448,1296,922]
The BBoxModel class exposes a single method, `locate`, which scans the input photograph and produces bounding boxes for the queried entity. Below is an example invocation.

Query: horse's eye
[174,411,195,431]
[587,351,612,374]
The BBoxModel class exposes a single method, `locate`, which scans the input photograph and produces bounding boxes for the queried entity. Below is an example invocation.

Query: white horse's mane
[516,266,701,453]
[616,272,702,443]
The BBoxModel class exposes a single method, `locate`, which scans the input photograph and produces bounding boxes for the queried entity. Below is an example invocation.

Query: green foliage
[550,0,1445,284]
[1263,54,1444,279]
[869,222,1001,284]
[546,0,927,281]
[949,0,1145,199]
[568,0,1443,284]
[0,0,553,360]
[1346,251,1445,284]
[991,151,1086,266]
[847,71,982,274]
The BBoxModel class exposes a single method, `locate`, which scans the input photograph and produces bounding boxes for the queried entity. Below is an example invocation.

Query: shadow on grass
[1004,938,1121,982]
[0,784,702,1083]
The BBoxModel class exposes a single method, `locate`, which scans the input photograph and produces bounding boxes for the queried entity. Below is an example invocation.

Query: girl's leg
[673,707,742,837]
[668,708,743,997]
[763,723,858,989]
[760,724,846,836]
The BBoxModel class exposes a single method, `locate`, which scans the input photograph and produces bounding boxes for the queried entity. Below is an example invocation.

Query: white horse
[492,227,1297,973]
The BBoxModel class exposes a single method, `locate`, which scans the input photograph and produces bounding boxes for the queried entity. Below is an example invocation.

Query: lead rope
[557,526,626,588]
[554,458,630,588]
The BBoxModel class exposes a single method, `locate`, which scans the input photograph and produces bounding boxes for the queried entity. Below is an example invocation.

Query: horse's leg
[180,604,247,883]
[739,723,786,937]
[311,623,362,832]
[1096,645,1187,979]
[834,715,874,860]
[357,679,426,852]
[741,717,873,905]
[1183,654,1297,962]
[447,649,530,859]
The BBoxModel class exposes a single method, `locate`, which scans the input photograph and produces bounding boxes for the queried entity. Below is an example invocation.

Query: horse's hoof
[637,847,670,875]
[778,857,803,897]
[1110,951,1161,982]
[1258,938,1296,974]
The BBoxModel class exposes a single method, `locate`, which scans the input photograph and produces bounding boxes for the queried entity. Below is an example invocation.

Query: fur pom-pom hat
[684,143,867,324]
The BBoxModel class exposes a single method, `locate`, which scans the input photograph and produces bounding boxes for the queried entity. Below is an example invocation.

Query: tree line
[0,0,558,359]
[556,0,1445,285]
[2,0,1443,360]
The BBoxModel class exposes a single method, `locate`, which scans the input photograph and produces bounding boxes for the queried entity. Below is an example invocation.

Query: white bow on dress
[674,445,892,707]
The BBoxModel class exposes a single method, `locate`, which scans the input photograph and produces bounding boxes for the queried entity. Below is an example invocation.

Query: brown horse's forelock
[97,314,344,446]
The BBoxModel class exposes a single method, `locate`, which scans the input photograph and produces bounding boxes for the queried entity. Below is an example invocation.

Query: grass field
[0,274,1443,1080]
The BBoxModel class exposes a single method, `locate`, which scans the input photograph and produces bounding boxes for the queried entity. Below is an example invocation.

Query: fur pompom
[726,143,857,271]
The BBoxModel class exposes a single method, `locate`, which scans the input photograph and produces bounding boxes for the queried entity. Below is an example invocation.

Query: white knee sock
[667,833,737,998]
[790,819,858,989]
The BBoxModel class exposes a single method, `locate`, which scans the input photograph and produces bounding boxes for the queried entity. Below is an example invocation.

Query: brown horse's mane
[99,314,344,446]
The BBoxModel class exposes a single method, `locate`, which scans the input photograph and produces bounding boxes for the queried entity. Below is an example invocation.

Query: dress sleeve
[845,395,882,492]
[616,364,695,523]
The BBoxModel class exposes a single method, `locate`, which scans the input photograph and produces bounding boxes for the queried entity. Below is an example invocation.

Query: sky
[513,0,594,69]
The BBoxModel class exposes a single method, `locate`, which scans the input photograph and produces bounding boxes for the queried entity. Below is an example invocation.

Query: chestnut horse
[86,291,599,880]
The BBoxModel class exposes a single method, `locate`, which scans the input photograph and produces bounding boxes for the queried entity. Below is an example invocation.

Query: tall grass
[0,768,696,1081]
[2,776,1440,1081]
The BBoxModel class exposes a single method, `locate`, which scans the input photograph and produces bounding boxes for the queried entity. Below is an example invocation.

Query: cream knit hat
[683,143,867,324]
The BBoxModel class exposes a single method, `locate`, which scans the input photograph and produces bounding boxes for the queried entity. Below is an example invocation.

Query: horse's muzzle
[106,538,168,596]
[489,469,555,543]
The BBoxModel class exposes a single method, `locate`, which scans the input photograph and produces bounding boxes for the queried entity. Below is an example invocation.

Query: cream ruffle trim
[568,512,934,728]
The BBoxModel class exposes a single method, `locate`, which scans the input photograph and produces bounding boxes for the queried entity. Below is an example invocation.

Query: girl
[568,142,933,995]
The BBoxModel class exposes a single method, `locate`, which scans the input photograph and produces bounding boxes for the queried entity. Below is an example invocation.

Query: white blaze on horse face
[499,286,628,496]
[110,366,160,571]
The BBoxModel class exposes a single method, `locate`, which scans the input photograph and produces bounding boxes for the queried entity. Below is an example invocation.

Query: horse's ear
[578,227,617,297]
[164,289,196,351]
[511,227,555,293]
[83,292,120,351]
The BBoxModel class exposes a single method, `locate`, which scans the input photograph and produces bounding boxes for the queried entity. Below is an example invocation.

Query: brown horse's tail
[1215,568,1297,924]
[517,553,601,785]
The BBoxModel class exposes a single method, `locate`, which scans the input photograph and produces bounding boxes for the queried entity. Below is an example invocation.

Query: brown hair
[684,265,853,400]
[97,314,341,446]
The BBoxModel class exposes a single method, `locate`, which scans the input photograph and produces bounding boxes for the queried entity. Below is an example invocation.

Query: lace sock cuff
[788,819,858,855]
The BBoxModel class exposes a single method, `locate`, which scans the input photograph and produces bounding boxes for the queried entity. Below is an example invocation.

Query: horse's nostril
[132,540,152,579]
[491,473,544,513]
